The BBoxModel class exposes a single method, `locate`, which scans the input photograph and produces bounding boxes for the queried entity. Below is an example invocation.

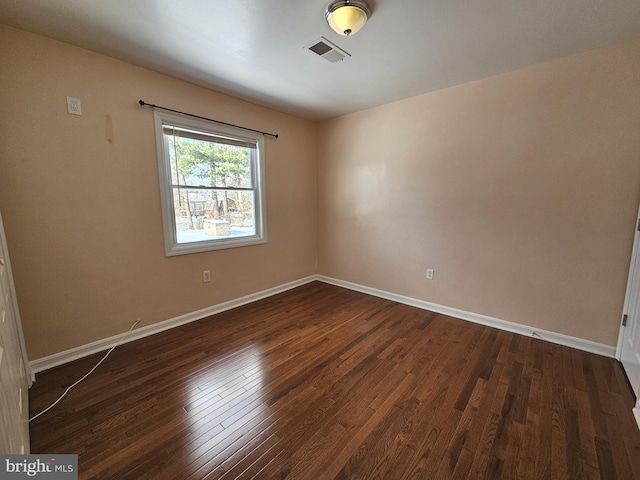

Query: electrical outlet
[66,96,82,115]
[203,270,211,283]
[426,269,434,280]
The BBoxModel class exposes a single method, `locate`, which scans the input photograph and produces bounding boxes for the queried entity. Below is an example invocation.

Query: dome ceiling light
[325,0,371,36]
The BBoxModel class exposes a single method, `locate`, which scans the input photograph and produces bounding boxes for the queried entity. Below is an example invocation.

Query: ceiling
[1,0,640,120]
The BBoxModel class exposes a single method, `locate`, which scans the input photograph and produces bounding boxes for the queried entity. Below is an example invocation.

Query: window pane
[155,111,266,255]
[173,187,256,244]
[166,132,253,189]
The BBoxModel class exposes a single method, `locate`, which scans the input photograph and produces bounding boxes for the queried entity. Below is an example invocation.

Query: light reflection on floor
[181,345,266,460]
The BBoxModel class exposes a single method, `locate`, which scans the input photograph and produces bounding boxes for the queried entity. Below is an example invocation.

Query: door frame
[616,203,640,361]
[0,212,32,386]
[616,203,640,429]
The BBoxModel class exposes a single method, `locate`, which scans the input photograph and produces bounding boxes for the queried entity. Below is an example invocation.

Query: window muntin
[154,111,266,255]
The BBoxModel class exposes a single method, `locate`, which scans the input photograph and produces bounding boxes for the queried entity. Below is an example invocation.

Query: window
[154,111,267,256]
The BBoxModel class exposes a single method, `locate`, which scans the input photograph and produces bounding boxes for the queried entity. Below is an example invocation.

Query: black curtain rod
[138,100,279,139]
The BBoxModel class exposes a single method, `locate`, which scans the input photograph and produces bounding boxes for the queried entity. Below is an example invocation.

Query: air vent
[305,37,351,63]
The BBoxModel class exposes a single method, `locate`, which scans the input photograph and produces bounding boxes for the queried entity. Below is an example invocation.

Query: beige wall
[0,26,317,359]
[2,25,639,360]
[317,40,640,346]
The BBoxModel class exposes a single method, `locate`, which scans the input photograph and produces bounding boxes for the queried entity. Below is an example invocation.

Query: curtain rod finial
[138,100,145,106]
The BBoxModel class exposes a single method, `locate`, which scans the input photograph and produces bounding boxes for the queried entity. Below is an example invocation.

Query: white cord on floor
[28,319,140,422]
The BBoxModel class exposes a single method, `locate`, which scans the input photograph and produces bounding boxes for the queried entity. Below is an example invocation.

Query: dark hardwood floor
[29,281,640,479]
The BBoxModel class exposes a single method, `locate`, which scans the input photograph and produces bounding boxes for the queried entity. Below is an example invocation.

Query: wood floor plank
[28,281,640,479]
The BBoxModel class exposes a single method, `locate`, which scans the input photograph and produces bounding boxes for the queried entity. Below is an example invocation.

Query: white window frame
[153,111,267,256]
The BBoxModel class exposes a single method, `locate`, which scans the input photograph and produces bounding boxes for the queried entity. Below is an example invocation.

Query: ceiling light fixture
[325,0,371,36]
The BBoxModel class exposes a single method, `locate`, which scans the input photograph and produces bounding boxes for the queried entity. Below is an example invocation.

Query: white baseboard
[316,276,616,358]
[29,276,317,373]
[30,273,616,374]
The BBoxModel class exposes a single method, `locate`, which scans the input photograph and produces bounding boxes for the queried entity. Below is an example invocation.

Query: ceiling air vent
[305,37,351,63]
